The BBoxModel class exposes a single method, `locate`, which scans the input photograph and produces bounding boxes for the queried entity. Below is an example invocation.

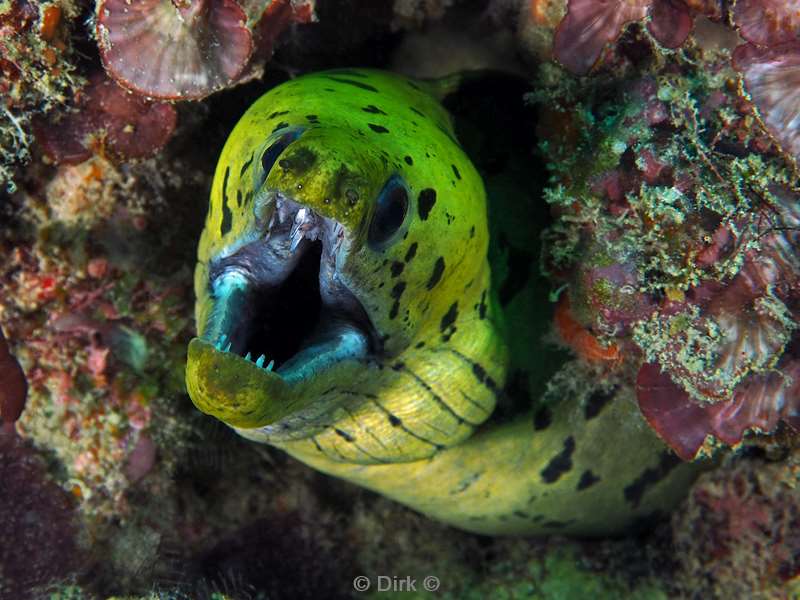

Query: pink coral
[637,357,800,460]
[734,42,800,164]
[673,457,800,595]
[733,0,800,47]
[96,0,253,100]
[553,0,649,75]
[95,0,315,100]
[33,72,177,164]
[552,0,699,75]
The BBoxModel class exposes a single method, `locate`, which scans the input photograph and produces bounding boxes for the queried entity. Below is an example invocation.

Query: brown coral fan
[646,0,694,49]
[552,0,649,75]
[637,357,800,460]
[33,73,177,165]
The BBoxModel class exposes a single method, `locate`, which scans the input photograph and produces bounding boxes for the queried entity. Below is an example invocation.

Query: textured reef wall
[1,0,799,598]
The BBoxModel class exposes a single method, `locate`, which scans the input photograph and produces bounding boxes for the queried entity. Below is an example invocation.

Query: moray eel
[187,69,697,536]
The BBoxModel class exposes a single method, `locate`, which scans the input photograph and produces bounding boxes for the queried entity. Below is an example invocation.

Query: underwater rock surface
[0,0,798,598]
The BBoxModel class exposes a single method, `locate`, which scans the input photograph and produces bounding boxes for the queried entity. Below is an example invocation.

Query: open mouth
[201,194,377,383]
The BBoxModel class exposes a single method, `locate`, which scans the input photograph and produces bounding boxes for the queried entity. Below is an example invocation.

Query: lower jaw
[277,317,370,383]
[187,330,370,430]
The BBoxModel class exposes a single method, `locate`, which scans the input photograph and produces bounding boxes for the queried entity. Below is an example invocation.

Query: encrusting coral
[0,0,82,191]
[0,153,197,523]
[672,450,800,597]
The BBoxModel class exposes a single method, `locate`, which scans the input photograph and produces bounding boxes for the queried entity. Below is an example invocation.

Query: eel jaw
[188,194,378,429]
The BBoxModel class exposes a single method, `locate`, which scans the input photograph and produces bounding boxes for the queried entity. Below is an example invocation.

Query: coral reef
[535,31,800,458]
[1,0,799,598]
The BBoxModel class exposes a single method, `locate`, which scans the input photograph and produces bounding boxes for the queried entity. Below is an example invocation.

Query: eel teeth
[215,333,228,350]
[289,207,321,252]
[254,355,275,371]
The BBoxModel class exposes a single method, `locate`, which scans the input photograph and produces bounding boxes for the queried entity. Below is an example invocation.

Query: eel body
[186,69,696,535]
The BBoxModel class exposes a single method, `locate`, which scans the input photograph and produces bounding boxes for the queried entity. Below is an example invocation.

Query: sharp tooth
[266,360,275,372]
[290,228,304,252]
[256,355,266,368]
[245,352,252,361]
[224,342,232,353]
[289,209,310,252]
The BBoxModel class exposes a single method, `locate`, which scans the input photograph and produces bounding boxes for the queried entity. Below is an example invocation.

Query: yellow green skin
[187,69,697,536]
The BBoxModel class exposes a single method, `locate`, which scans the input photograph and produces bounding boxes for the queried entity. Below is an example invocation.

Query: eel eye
[256,128,303,188]
[368,176,409,249]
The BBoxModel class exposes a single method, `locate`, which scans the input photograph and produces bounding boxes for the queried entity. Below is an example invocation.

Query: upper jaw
[199,193,378,384]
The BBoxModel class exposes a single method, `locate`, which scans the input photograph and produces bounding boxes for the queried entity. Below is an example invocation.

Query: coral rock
[0,435,84,597]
